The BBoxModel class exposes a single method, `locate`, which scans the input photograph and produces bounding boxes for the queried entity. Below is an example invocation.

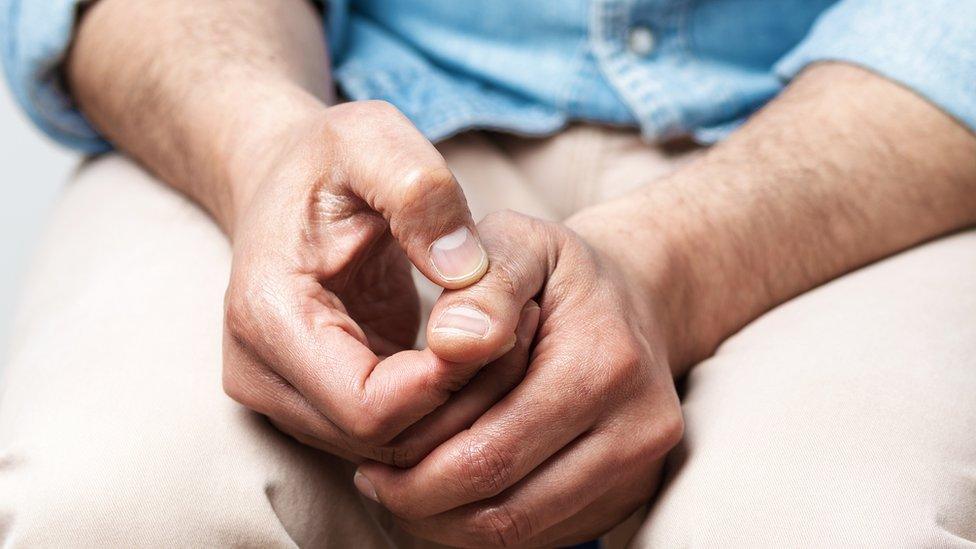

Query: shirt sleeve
[774,0,976,134]
[1,0,349,153]
[1,0,109,152]
[323,0,349,60]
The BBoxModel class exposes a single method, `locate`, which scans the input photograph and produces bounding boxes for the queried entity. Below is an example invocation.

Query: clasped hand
[222,101,683,547]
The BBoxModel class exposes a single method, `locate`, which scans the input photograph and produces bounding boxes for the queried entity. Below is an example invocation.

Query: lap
[634,229,976,547]
[0,155,398,547]
[0,132,560,547]
[5,129,970,547]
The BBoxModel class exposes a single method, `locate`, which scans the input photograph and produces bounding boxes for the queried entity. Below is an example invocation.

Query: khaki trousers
[2,126,975,548]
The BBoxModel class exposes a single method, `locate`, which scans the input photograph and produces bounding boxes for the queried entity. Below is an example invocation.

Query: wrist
[571,64,976,379]
[566,198,703,376]
[566,173,763,376]
[209,83,330,235]
[67,0,335,238]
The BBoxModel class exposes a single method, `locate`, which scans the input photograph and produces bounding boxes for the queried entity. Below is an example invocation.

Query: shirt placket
[588,0,689,140]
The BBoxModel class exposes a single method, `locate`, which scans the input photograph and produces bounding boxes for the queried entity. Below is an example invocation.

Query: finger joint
[454,437,516,498]
[472,504,533,547]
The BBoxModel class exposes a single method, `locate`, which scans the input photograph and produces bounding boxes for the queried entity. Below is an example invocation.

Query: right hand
[358,211,684,547]
[221,100,532,464]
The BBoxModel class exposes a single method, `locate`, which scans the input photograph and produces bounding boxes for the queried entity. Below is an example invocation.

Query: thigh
[0,155,399,547]
[490,125,703,219]
[632,230,976,547]
[0,137,553,547]
[439,132,560,223]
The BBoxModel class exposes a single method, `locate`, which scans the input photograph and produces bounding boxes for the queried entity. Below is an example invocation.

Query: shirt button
[627,25,656,57]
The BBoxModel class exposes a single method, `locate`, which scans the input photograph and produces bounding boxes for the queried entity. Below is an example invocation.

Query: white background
[0,82,79,372]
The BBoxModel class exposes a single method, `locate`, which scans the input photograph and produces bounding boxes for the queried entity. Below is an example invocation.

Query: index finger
[227,272,501,446]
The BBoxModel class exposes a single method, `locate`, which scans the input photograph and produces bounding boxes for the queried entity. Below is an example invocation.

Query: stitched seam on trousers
[565,126,587,216]
[574,125,610,214]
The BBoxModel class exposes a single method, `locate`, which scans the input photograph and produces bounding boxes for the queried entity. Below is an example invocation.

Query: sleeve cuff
[323,0,349,60]
[2,0,348,154]
[1,0,111,153]
[774,0,976,134]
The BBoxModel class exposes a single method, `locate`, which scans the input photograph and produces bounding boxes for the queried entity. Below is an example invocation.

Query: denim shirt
[2,0,975,154]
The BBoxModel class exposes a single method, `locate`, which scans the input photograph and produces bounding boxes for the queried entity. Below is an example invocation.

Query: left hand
[354,210,684,547]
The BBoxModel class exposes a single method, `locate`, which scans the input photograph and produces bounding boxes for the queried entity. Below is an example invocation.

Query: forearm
[67,0,332,233]
[571,63,976,372]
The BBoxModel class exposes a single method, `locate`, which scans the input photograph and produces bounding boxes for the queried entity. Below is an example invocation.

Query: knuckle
[614,336,644,370]
[481,209,559,261]
[347,411,396,447]
[389,162,463,244]
[221,369,254,408]
[345,388,408,447]
[485,260,523,302]
[453,437,515,498]
[346,378,408,446]
[397,163,459,215]
[569,336,646,411]
[658,410,686,451]
[424,363,469,400]
[604,339,645,393]
[471,504,533,547]
[223,275,282,342]
[634,408,685,460]
[223,288,253,340]
[221,360,289,415]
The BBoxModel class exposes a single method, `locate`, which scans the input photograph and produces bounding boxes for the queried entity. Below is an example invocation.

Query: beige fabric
[631,228,976,547]
[1,125,974,547]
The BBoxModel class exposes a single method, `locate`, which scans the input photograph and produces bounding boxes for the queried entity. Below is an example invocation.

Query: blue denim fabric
[1,0,107,152]
[3,0,975,153]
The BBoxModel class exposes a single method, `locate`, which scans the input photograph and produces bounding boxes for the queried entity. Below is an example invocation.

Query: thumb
[350,163,488,290]
[426,211,552,363]
[374,164,488,289]
[332,102,488,289]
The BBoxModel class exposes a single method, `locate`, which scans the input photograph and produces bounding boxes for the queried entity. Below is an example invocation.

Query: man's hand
[354,211,684,547]
[353,63,976,546]
[67,1,530,464]
[221,100,531,462]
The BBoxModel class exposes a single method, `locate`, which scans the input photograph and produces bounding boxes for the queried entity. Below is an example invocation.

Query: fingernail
[354,470,378,502]
[429,227,488,284]
[433,305,491,338]
[486,333,518,362]
[518,302,541,339]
